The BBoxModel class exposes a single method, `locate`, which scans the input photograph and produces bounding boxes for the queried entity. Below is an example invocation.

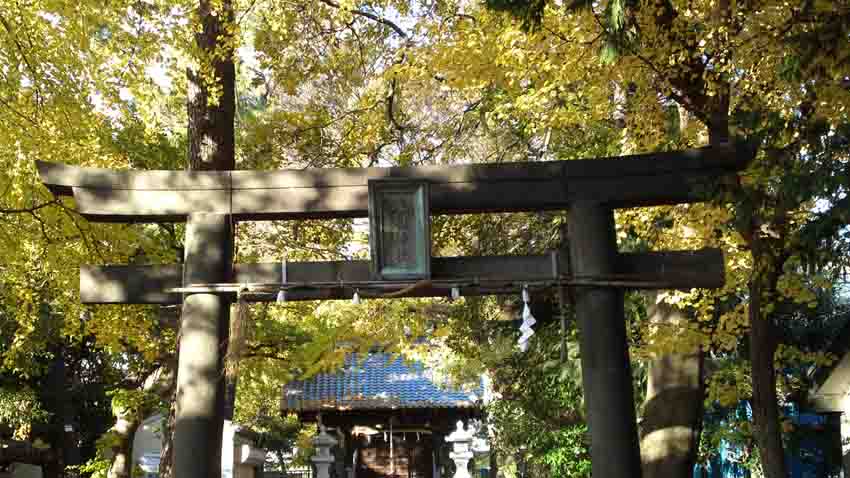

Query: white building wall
[812,353,850,478]
[133,414,165,477]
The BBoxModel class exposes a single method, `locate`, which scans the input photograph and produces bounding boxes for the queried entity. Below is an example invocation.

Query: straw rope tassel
[225,286,252,379]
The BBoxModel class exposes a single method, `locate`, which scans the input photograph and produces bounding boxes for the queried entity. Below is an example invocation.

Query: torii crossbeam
[38,145,746,222]
[38,143,751,478]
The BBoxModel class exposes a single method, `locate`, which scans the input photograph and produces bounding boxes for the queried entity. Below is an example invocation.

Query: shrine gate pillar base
[174,213,233,478]
[568,202,642,478]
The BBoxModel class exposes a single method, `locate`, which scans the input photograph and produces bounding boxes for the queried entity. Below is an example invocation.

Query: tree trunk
[640,292,704,478]
[748,238,787,478]
[674,58,789,478]
[186,0,235,172]
[638,99,719,478]
[158,311,180,478]
[158,397,177,478]
[106,416,140,478]
[160,1,236,477]
[631,73,732,475]
[106,363,174,478]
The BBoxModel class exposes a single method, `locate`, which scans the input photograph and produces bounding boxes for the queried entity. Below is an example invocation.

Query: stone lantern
[446,421,474,478]
[312,424,339,478]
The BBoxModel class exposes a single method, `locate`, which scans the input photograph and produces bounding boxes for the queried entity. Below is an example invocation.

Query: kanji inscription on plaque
[368,179,431,280]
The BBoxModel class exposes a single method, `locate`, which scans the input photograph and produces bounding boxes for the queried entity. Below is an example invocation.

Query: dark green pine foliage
[485,0,639,62]
[484,0,548,30]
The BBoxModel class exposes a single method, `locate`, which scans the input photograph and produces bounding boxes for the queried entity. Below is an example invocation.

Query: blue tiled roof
[282,353,481,411]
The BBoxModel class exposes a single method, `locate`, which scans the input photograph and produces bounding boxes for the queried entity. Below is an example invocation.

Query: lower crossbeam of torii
[38,143,751,478]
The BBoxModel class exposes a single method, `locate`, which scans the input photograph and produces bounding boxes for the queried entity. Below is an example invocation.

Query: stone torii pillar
[569,202,641,475]
[36,143,751,478]
[175,213,233,478]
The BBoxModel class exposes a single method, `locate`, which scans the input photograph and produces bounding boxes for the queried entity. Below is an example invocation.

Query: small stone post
[446,421,474,478]
[312,425,339,478]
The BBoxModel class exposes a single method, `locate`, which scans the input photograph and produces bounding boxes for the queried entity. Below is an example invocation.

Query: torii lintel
[37,143,750,222]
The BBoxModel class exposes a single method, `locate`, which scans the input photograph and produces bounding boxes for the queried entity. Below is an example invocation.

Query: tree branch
[0,95,38,127]
[0,13,44,115]
[317,0,408,38]
[55,201,107,263]
[0,200,57,215]
[315,0,410,136]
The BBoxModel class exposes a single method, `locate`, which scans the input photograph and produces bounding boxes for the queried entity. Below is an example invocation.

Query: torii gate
[37,143,750,478]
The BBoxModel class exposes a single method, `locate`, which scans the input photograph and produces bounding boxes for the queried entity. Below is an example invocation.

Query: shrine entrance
[37,142,751,478]
[355,432,433,478]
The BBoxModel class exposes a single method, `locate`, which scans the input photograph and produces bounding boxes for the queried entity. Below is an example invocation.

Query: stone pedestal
[312,425,339,478]
[446,421,474,478]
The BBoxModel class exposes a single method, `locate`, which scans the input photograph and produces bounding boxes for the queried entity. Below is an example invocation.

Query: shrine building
[281,353,483,478]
